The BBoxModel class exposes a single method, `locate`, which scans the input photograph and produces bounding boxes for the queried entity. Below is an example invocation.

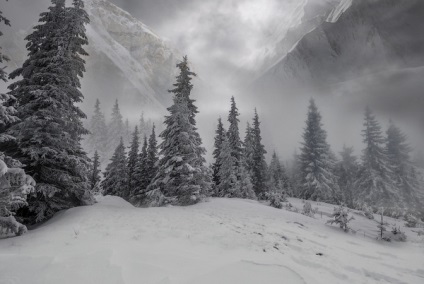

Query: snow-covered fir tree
[227,97,243,168]
[217,135,237,197]
[89,150,101,193]
[127,126,140,198]
[0,6,37,235]
[243,122,255,177]
[299,99,339,203]
[212,117,225,190]
[107,99,124,154]
[101,137,128,197]
[268,151,289,196]
[336,146,358,207]
[85,99,108,164]
[251,109,268,198]
[386,120,420,210]
[4,0,92,222]
[0,158,36,236]
[235,161,256,199]
[131,135,149,199]
[145,56,210,206]
[354,108,395,212]
[145,125,158,188]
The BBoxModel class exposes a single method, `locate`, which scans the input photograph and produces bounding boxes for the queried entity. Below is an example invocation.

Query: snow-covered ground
[1,196,423,284]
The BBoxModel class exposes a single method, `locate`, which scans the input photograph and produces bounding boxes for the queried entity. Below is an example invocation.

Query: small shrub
[302,201,314,217]
[326,205,354,232]
[268,192,284,209]
[404,214,418,228]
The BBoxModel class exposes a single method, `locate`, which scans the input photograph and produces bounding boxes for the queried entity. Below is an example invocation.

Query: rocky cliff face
[258,0,424,86]
[1,0,181,115]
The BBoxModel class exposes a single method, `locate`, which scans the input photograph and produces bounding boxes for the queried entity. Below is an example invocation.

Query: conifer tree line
[84,98,154,167]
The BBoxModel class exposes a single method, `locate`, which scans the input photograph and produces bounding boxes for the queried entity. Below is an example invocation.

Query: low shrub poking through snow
[302,201,315,217]
[326,205,354,232]
[404,214,418,228]
[268,192,284,209]
[389,227,407,242]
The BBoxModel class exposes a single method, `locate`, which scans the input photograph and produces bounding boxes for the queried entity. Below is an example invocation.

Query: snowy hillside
[1,196,423,284]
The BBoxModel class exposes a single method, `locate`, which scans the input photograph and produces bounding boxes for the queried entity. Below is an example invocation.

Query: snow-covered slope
[1,196,423,283]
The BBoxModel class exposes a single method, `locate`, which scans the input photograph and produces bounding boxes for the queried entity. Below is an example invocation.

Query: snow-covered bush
[268,192,284,209]
[362,205,375,220]
[404,214,418,228]
[389,227,407,242]
[0,159,36,236]
[302,201,314,217]
[326,205,354,232]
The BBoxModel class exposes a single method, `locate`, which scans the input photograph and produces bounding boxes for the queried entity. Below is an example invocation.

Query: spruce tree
[86,99,108,163]
[268,151,289,195]
[145,56,210,206]
[336,146,358,207]
[101,138,128,197]
[145,124,158,186]
[5,0,92,222]
[212,117,225,190]
[251,109,268,198]
[227,97,242,167]
[386,121,419,209]
[243,122,255,176]
[107,99,124,153]
[127,126,139,198]
[132,135,149,199]
[299,99,339,202]
[89,150,101,192]
[217,135,237,197]
[355,107,394,210]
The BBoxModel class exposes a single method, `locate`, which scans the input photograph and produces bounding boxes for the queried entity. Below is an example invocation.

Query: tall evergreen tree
[336,146,358,207]
[268,151,289,195]
[145,56,210,206]
[86,99,108,163]
[89,150,101,192]
[386,120,420,209]
[217,135,237,197]
[212,117,225,189]
[145,124,158,186]
[355,107,394,210]
[227,97,242,167]
[243,122,255,176]
[4,0,92,222]
[132,135,149,199]
[168,56,198,125]
[127,126,139,198]
[299,99,339,202]
[251,109,268,198]
[107,99,124,153]
[101,138,128,197]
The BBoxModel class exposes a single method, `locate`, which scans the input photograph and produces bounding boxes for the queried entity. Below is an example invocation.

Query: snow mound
[0,197,423,284]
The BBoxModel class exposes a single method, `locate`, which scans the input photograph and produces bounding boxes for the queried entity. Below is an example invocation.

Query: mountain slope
[259,0,424,85]
[0,196,423,283]
[0,0,181,114]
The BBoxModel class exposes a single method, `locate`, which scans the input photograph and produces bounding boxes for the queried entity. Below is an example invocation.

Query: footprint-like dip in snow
[184,260,305,284]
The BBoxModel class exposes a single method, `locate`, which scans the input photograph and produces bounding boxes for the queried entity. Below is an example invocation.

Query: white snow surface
[1,196,423,284]
[326,0,353,23]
